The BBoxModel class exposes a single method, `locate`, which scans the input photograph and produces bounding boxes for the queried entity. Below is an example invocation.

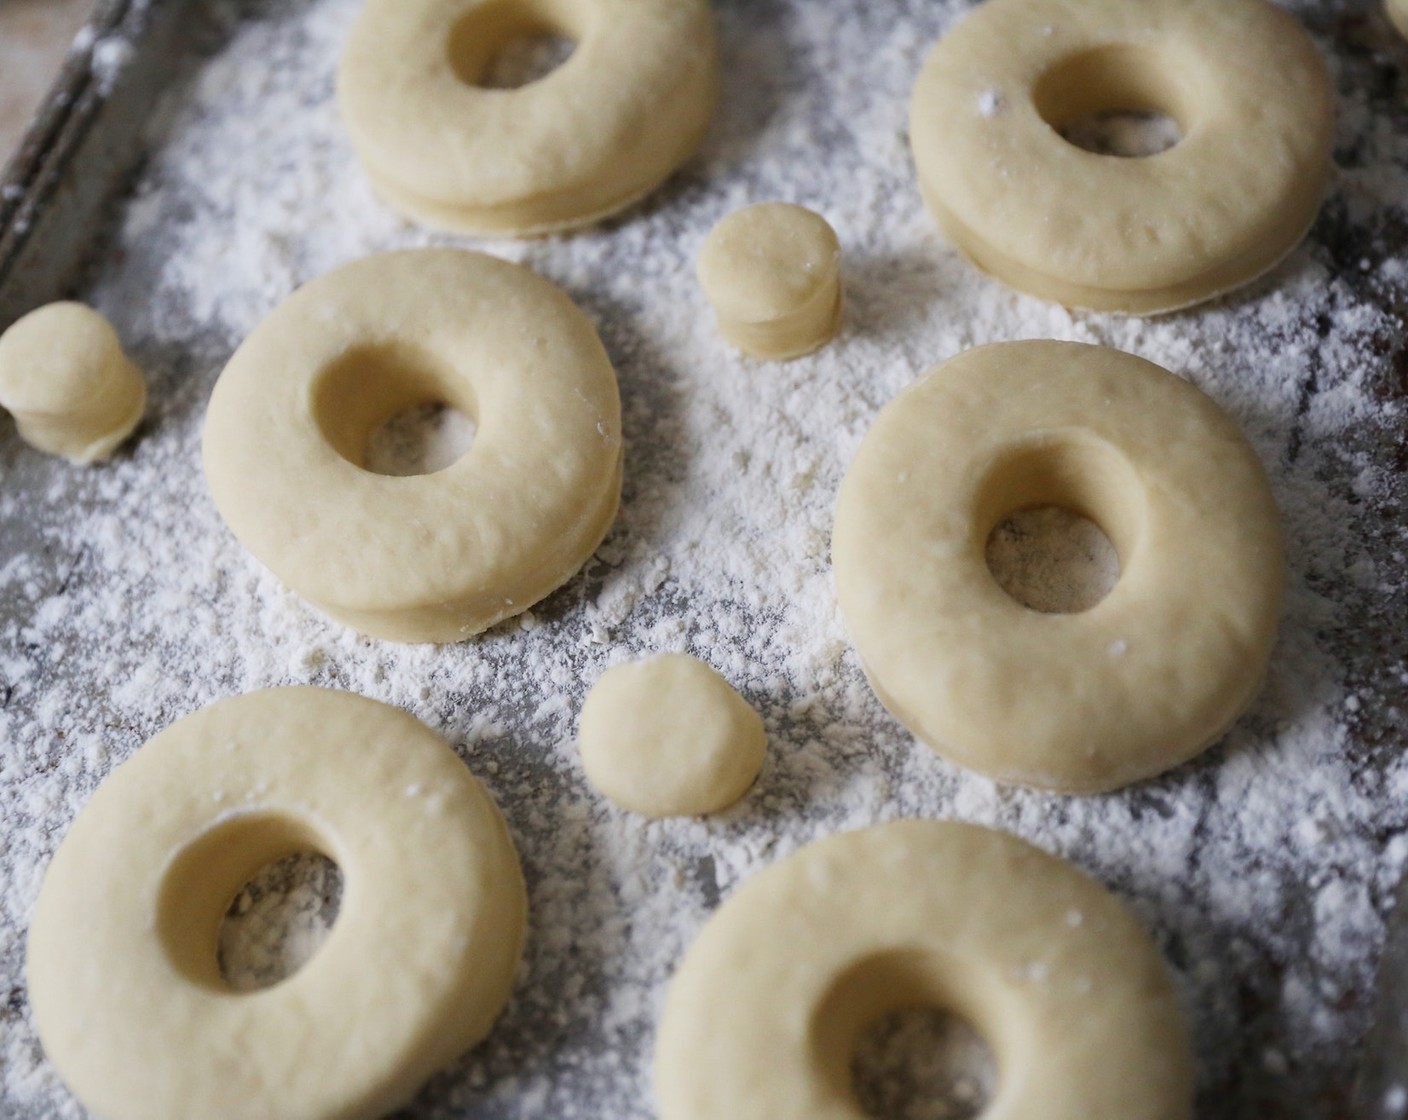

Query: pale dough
[337,0,719,236]
[697,202,843,360]
[25,687,527,1120]
[654,819,1194,1120]
[909,0,1335,314]
[578,653,766,818]
[1390,0,1408,39]
[832,341,1283,794]
[0,302,145,462]
[202,249,623,644]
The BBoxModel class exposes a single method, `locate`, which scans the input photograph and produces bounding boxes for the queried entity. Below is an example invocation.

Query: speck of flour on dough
[0,1,1405,1118]
[976,89,1004,117]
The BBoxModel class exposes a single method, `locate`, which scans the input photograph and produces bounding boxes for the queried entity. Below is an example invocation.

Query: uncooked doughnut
[0,302,145,462]
[579,653,765,817]
[832,341,1283,794]
[202,249,622,644]
[698,202,843,360]
[337,0,719,236]
[655,819,1194,1120]
[26,687,527,1120]
[909,0,1335,314]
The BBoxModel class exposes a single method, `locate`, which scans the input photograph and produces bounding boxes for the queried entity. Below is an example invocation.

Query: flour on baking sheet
[0,0,1405,1116]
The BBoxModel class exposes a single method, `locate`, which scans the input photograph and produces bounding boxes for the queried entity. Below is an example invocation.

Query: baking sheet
[1,1,1407,1117]
[0,0,188,329]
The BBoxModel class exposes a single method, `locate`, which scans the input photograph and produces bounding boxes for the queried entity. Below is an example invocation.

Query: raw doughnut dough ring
[25,687,527,1120]
[832,341,1283,794]
[655,819,1194,1120]
[909,0,1335,314]
[202,249,623,644]
[337,0,719,236]
[697,202,843,360]
[0,302,145,462]
[579,653,766,817]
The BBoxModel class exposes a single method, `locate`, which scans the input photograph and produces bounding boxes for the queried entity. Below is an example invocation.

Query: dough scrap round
[697,202,843,360]
[0,302,146,462]
[25,687,527,1120]
[579,653,766,818]
[655,819,1194,1120]
[337,0,719,236]
[202,249,623,644]
[832,341,1283,794]
[908,0,1335,314]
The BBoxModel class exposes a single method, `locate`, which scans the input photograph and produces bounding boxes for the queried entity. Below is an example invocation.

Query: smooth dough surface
[579,653,765,817]
[0,301,145,462]
[909,0,1335,314]
[832,341,1283,793]
[202,249,623,644]
[697,202,843,360]
[26,687,527,1120]
[337,0,719,236]
[655,819,1194,1120]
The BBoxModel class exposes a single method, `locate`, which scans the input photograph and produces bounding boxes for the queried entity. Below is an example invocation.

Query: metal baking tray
[1,1,1407,1117]
[0,0,188,329]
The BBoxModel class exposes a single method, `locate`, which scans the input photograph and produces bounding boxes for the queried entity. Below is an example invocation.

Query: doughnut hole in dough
[25,687,527,1120]
[0,302,145,462]
[985,505,1120,616]
[850,1004,996,1119]
[654,819,1194,1120]
[216,848,344,993]
[832,341,1284,794]
[698,202,843,361]
[909,0,1334,313]
[578,653,766,818]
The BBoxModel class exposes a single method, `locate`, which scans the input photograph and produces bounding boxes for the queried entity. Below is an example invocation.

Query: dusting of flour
[1,1,1407,1117]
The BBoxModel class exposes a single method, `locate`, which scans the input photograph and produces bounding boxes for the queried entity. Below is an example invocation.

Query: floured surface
[0,1,1405,1116]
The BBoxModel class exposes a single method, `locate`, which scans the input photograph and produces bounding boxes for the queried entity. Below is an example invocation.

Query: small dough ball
[0,302,146,463]
[579,654,765,818]
[1390,0,1408,38]
[698,202,843,361]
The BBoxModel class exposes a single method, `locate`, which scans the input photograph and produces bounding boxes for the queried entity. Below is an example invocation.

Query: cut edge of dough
[917,169,1332,316]
[718,287,844,362]
[299,445,624,643]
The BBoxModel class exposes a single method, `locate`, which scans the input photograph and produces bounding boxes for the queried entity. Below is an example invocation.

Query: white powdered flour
[1,1,1406,1117]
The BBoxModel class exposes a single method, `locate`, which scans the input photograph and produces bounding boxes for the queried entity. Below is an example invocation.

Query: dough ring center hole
[986,507,1119,615]
[157,813,343,993]
[976,436,1140,615]
[218,850,343,992]
[313,341,478,477]
[851,1008,996,1120]
[449,0,580,90]
[365,402,477,477]
[812,950,1000,1119]
[1032,44,1187,159]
